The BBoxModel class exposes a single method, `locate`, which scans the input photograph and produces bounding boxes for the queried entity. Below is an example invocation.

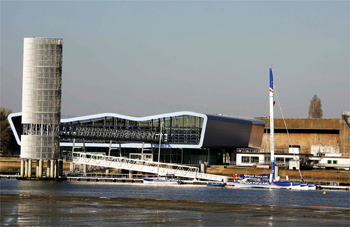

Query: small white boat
[207,182,227,187]
[143,177,178,185]
[228,178,293,189]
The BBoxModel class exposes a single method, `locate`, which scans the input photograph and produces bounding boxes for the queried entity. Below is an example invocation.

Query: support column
[47,160,51,178]
[83,164,87,173]
[58,159,63,177]
[39,159,43,178]
[129,170,133,179]
[108,141,112,157]
[50,159,54,178]
[181,148,184,164]
[275,165,279,181]
[106,169,110,176]
[54,160,57,178]
[70,163,74,173]
[20,159,24,177]
[36,162,39,178]
[207,149,210,165]
[28,159,32,178]
[24,159,28,177]
[119,141,122,157]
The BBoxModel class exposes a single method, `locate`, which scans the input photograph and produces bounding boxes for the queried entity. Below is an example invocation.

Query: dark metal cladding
[10,115,23,138]
[202,115,265,149]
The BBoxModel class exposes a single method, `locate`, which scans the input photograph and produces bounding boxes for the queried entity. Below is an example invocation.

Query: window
[251,157,259,163]
[276,157,284,164]
[333,160,338,164]
[327,160,332,164]
[242,156,250,163]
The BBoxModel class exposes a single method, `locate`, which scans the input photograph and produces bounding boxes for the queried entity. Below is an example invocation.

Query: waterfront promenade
[1,193,349,226]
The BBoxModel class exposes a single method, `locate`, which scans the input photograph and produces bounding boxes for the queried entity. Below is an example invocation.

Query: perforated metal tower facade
[21,37,63,160]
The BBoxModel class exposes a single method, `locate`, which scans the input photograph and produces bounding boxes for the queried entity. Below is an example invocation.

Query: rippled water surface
[1,180,349,208]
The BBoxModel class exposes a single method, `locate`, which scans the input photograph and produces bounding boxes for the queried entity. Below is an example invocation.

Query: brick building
[256,111,350,157]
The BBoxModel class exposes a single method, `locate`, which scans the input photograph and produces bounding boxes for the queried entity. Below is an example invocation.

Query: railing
[72,152,228,181]
[59,124,201,145]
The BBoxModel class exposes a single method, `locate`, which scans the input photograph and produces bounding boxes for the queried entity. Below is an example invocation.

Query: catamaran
[227,69,316,190]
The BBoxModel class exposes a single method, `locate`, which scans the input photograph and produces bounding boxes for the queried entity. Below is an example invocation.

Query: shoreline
[1,157,349,185]
[1,193,349,226]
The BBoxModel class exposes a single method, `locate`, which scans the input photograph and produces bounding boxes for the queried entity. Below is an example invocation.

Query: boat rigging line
[273,83,304,182]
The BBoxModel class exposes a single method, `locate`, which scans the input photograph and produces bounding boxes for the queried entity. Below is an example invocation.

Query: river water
[1,180,349,208]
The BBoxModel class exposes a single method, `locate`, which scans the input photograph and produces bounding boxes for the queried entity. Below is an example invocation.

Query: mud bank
[1,193,349,226]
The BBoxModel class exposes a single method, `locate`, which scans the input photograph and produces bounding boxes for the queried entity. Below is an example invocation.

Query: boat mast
[157,121,163,178]
[269,68,275,181]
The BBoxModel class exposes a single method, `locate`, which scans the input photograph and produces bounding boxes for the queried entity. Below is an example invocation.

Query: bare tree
[0,107,16,154]
[308,95,323,118]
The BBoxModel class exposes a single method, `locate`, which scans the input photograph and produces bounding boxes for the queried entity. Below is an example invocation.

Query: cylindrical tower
[21,37,63,161]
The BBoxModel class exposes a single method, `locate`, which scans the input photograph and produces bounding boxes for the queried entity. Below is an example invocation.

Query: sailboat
[143,121,178,185]
[227,69,315,190]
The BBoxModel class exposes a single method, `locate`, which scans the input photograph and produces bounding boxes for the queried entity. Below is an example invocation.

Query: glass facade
[21,38,63,160]
[60,115,204,145]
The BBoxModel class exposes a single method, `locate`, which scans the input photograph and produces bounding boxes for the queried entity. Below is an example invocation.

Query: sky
[1,0,349,119]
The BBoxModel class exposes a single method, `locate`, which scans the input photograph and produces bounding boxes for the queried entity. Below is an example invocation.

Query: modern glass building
[9,111,265,165]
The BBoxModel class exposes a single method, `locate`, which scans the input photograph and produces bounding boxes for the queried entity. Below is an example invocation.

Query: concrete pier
[36,165,39,178]
[24,160,28,177]
[47,160,50,178]
[38,160,43,178]
[28,159,32,178]
[20,159,24,177]
[54,160,57,178]
[50,160,54,178]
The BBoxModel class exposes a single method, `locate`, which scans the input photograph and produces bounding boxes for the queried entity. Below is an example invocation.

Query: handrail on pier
[72,152,228,181]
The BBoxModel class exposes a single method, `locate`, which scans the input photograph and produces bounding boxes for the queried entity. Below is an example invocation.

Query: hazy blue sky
[1,1,349,118]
